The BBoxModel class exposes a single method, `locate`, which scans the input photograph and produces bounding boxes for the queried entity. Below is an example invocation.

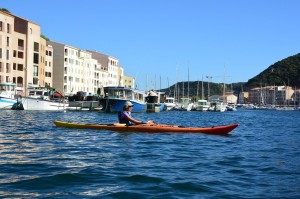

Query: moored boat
[196,99,210,111]
[12,87,66,111]
[208,100,226,112]
[0,82,18,109]
[174,98,194,111]
[68,91,100,110]
[99,86,146,113]
[146,91,166,112]
[164,97,176,111]
[54,120,239,135]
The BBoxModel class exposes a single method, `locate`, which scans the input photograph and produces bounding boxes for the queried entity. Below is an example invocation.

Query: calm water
[0,109,299,198]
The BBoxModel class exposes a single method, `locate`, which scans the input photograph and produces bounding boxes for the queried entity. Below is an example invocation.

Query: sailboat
[208,66,227,112]
[177,65,194,111]
[196,76,210,111]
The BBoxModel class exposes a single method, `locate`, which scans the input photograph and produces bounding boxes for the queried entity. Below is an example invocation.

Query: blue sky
[1,0,300,90]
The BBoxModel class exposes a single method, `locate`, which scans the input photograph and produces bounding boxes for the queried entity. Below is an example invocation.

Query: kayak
[54,120,238,135]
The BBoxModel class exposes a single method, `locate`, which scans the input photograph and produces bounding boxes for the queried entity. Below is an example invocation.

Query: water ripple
[0,110,300,198]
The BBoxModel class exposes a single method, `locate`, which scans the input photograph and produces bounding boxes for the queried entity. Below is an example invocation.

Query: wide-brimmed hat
[124,101,134,107]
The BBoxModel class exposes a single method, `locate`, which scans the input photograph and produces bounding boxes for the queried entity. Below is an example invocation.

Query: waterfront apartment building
[292,89,300,105]
[248,86,294,105]
[238,92,249,104]
[87,50,120,87]
[118,66,124,86]
[44,44,53,87]
[221,92,238,104]
[2,10,133,97]
[47,41,109,96]
[123,75,135,88]
[0,11,52,95]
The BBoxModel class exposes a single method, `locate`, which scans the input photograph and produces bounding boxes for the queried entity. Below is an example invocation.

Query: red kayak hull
[54,120,238,135]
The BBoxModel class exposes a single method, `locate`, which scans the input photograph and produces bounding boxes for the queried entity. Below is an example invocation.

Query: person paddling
[118,101,144,125]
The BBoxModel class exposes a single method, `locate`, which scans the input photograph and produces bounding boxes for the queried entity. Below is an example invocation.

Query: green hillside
[160,81,243,101]
[245,53,300,88]
[160,53,300,98]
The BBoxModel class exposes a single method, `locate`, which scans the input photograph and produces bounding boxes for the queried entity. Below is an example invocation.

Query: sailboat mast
[201,75,204,100]
[187,64,189,99]
[196,79,199,100]
[176,65,178,101]
[223,65,226,104]
[183,81,184,98]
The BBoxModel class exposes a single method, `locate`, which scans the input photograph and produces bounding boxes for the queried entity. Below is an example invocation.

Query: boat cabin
[0,82,17,99]
[103,86,145,102]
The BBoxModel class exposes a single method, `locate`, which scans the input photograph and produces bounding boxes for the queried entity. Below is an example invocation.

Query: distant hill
[160,81,243,101]
[245,53,300,88]
[160,53,300,98]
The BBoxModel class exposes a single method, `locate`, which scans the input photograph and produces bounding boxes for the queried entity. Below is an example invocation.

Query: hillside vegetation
[245,53,300,88]
[160,53,300,98]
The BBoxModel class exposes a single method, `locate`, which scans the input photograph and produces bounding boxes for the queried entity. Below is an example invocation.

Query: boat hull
[0,97,17,109]
[54,120,238,135]
[20,97,66,110]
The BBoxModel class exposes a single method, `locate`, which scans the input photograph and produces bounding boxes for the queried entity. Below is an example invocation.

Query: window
[0,21,2,31]
[0,62,2,72]
[34,42,39,52]
[7,37,9,46]
[6,63,10,73]
[33,77,38,85]
[18,51,24,58]
[33,53,39,64]
[33,65,38,76]
[17,64,23,71]
[6,50,9,60]
[0,48,2,58]
[18,39,24,50]
[13,63,16,70]
[45,72,52,77]
[46,50,48,56]
[49,51,52,56]
[7,23,10,33]
[13,50,17,57]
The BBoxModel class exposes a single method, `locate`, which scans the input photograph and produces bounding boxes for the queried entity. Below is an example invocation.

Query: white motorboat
[196,99,210,111]
[164,97,176,111]
[0,82,18,109]
[208,100,226,112]
[12,87,66,111]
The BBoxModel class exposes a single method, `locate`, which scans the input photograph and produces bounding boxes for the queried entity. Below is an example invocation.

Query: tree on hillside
[245,53,300,88]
